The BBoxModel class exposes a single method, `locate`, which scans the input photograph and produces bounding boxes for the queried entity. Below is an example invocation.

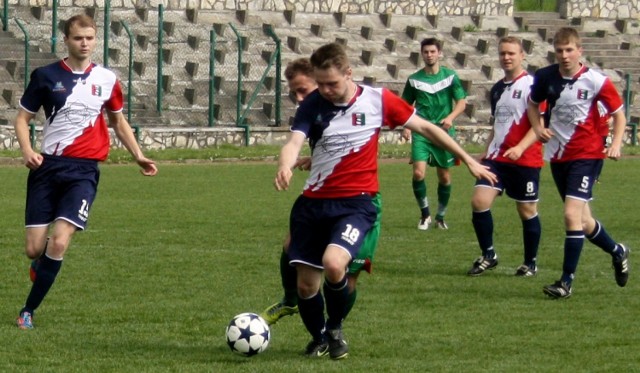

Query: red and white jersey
[292,85,415,198]
[487,71,543,167]
[20,59,123,161]
[530,64,623,162]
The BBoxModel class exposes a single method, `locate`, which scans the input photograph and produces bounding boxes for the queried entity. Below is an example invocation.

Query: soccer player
[401,38,467,230]
[274,42,496,359]
[261,58,382,328]
[527,27,630,299]
[467,36,543,277]
[14,14,158,330]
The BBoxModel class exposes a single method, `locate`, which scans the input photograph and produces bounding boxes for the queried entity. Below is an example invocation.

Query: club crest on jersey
[512,89,522,99]
[577,89,589,100]
[352,112,365,126]
[91,84,102,96]
[52,82,66,92]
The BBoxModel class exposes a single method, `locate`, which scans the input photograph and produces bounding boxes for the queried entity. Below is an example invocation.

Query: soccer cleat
[435,218,448,230]
[418,216,432,230]
[325,328,349,360]
[260,301,298,325]
[16,311,34,330]
[515,264,537,277]
[29,259,41,283]
[467,256,498,276]
[543,280,572,299]
[304,339,329,357]
[612,244,630,287]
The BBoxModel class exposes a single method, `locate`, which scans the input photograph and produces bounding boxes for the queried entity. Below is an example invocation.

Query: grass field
[1,154,639,372]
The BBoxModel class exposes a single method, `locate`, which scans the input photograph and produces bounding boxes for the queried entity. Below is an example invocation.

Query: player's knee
[46,236,70,258]
[412,169,425,180]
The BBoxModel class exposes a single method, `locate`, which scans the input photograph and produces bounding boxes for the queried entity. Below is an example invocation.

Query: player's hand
[136,157,158,176]
[440,118,453,130]
[536,128,554,143]
[467,160,497,186]
[401,128,411,141]
[503,146,523,161]
[605,144,621,160]
[293,157,312,171]
[22,151,43,170]
[274,167,293,191]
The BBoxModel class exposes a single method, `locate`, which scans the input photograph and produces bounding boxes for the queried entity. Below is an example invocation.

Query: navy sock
[472,210,494,258]
[323,276,348,330]
[561,231,584,285]
[585,220,619,256]
[297,292,325,342]
[279,250,298,306]
[522,215,541,267]
[23,255,62,314]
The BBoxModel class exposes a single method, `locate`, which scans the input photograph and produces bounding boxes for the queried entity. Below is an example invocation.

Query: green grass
[1,154,639,372]
[515,0,558,12]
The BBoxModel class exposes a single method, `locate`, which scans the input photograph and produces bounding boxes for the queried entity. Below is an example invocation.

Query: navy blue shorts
[288,194,377,269]
[25,154,100,230]
[550,159,602,201]
[475,160,540,202]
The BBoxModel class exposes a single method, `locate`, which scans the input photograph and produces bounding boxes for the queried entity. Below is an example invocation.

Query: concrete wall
[558,0,639,19]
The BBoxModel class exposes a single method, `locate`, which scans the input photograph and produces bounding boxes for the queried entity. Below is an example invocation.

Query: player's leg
[515,201,540,276]
[411,135,431,230]
[435,166,452,228]
[260,233,299,325]
[296,264,328,357]
[322,244,352,360]
[18,221,76,329]
[582,203,629,287]
[468,184,499,276]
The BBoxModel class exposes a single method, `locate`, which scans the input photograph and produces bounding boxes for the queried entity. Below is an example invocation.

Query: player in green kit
[260,58,383,326]
[402,38,467,230]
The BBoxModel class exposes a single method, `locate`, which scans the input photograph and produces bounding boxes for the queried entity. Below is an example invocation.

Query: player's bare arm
[503,128,539,161]
[527,99,553,143]
[14,109,43,170]
[275,132,305,191]
[107,111,158,176]
[606,110,626,160]
[441,98,466,130]
[404,117,497,185]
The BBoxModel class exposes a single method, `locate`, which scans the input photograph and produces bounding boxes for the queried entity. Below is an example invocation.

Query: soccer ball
[225,312,270,356]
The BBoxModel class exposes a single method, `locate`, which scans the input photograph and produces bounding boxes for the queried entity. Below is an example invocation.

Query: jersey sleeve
[400,79,415,105]
[529,69,547,104]
[596,79,623,114]
[382,88,415,129]
[19,69,45,113]
[451,73,467,100]
[105,79,124,112]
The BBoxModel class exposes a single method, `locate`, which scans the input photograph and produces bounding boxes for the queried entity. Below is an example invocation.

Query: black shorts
[25,154,100,229]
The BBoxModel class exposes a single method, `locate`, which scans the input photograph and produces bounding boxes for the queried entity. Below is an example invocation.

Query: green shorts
[348,193,382,275]
[411,132,456,168]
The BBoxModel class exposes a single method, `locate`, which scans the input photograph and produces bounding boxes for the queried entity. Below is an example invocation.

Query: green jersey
[401,66,467,128]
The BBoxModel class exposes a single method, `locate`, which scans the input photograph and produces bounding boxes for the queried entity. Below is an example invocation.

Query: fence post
[14,18,29,89]
[229,23,249,146]
[121,20,139,142]
[103,1,110,67]
[156,4,163,114]
[208,28,216,127]
[51,0,58,53]
[2,0,8,31]
[265,25,282,126]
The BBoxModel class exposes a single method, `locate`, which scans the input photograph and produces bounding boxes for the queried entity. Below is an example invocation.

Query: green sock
[412,179,430,217]
[436,183,452,220]
[344,288,357,320]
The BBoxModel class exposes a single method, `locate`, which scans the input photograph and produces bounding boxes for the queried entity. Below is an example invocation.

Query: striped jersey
[20,59,124,161]
[292,85,415,198]
[529,64,623,162]
[401,66,466,133]
[487,71,543,167]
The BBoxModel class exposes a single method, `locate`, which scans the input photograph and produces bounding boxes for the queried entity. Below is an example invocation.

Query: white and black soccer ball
[225,312,270,356]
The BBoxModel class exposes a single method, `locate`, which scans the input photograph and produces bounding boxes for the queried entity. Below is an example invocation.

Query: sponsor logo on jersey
[52,82,66,92]
[91,84,102,96]
[577,89,589,100]
[512,89,522,99]
[352,112,365,126]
